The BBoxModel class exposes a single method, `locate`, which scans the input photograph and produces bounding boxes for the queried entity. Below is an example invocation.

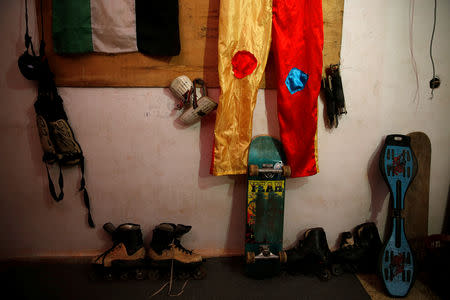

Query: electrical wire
[409,0,419,106]
[429,0,437,98]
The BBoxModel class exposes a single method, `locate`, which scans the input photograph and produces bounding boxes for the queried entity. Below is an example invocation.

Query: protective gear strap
[79,157,95,228]
[45,163,64,202]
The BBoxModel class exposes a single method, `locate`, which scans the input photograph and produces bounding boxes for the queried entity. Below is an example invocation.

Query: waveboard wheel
[246,251,255,264]
[249,165,259,176]
[282,166,291,177]
[279,251,287,263]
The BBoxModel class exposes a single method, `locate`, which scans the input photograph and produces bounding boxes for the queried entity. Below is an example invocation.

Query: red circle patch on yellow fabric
[231,51,258,79]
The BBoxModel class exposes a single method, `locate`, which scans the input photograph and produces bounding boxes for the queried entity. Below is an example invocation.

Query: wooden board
[37,0,344,88]
[405,132,431,265]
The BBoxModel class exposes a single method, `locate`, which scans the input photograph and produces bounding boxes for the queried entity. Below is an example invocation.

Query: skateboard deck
[245,135,290,278]
[405,132,431,266]
[379,134,417,297]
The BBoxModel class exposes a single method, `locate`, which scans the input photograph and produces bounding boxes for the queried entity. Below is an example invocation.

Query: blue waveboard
[379,134,417,297]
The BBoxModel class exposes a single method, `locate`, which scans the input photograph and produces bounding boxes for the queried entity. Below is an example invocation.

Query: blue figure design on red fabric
[285,67,309,94]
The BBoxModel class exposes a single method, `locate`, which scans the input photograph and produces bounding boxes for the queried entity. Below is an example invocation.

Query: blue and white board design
[379,135,417,297]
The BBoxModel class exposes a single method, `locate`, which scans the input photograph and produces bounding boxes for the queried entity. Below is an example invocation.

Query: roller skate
[330,222,382,275]
[285,227,332,281]
[147,223,206,280]
[91,222,147,280]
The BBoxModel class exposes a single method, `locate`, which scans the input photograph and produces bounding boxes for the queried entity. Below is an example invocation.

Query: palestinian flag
[52,0,180,56]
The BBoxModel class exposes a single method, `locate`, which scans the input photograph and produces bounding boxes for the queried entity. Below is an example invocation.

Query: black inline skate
[91,222,147,280]
[285,227,332,281]
[147,223,206,280]
[330,222,382,275]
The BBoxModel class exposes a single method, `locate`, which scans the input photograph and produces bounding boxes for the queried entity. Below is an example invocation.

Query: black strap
[45,159,94,228]
[192,79,206,110]
[24,0,36,56]
[45,163,64,202]
[79,158,95,228]
[38,0,46,58]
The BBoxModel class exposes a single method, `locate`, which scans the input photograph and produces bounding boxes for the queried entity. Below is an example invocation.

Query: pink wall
[0,1,449,258]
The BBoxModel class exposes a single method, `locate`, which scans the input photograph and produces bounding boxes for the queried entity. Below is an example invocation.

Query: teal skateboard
[245,135,290,278]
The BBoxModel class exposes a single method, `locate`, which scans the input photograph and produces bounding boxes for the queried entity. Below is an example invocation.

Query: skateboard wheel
[282,166,291,177]
[249,165,259,176]
[279,251,287,263]
[246,251,256,264]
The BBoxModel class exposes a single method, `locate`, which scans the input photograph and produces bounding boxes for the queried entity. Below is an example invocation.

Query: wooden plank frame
[38,0,344,88]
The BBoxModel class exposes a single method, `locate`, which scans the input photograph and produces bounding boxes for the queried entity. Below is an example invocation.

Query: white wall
[0,0,448,258]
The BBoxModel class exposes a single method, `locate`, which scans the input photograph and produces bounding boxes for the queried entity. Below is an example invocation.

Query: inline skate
[147,223,206,280]
[91,222,147,280]
[330,222,382,274]
[285,227,332,281]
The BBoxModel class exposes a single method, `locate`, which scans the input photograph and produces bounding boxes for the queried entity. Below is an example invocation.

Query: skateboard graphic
[379,134,417,297]
[245,135,290,278]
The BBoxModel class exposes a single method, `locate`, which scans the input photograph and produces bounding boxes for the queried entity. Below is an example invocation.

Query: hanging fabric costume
[211,0,273,176]
[272,0,324,177]
[212,0,323,178]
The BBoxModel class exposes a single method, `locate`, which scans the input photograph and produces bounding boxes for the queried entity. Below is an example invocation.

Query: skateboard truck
[246,245,288,264]
[249,162,291,177]
[255,245,279,260]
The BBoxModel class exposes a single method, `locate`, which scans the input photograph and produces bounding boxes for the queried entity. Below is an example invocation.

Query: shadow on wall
[319,88,334,132]
[444,185,450,235]
[264,88,280,139]
[224,175,247,252]
[367,136,390,239]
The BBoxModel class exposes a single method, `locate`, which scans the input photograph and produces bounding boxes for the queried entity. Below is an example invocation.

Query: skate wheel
[104,272,114,281]
[319,269,332,281]
[282,166,291,177]
[249,165,259,176]
[331,264,344,276]
[192,266,206,280]
[177,271,190,280]
[88,270,100,281]
[246,251,256,264]
[120,272,129,280]
[279,251,287,264]
[147,269,160,280]
[135,269,145,280]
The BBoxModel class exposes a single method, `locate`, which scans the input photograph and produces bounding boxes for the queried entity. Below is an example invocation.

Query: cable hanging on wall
[409,0,419,106]
[429,0,440,98]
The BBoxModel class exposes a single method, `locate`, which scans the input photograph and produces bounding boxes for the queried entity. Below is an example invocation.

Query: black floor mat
[1,257,370,300]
